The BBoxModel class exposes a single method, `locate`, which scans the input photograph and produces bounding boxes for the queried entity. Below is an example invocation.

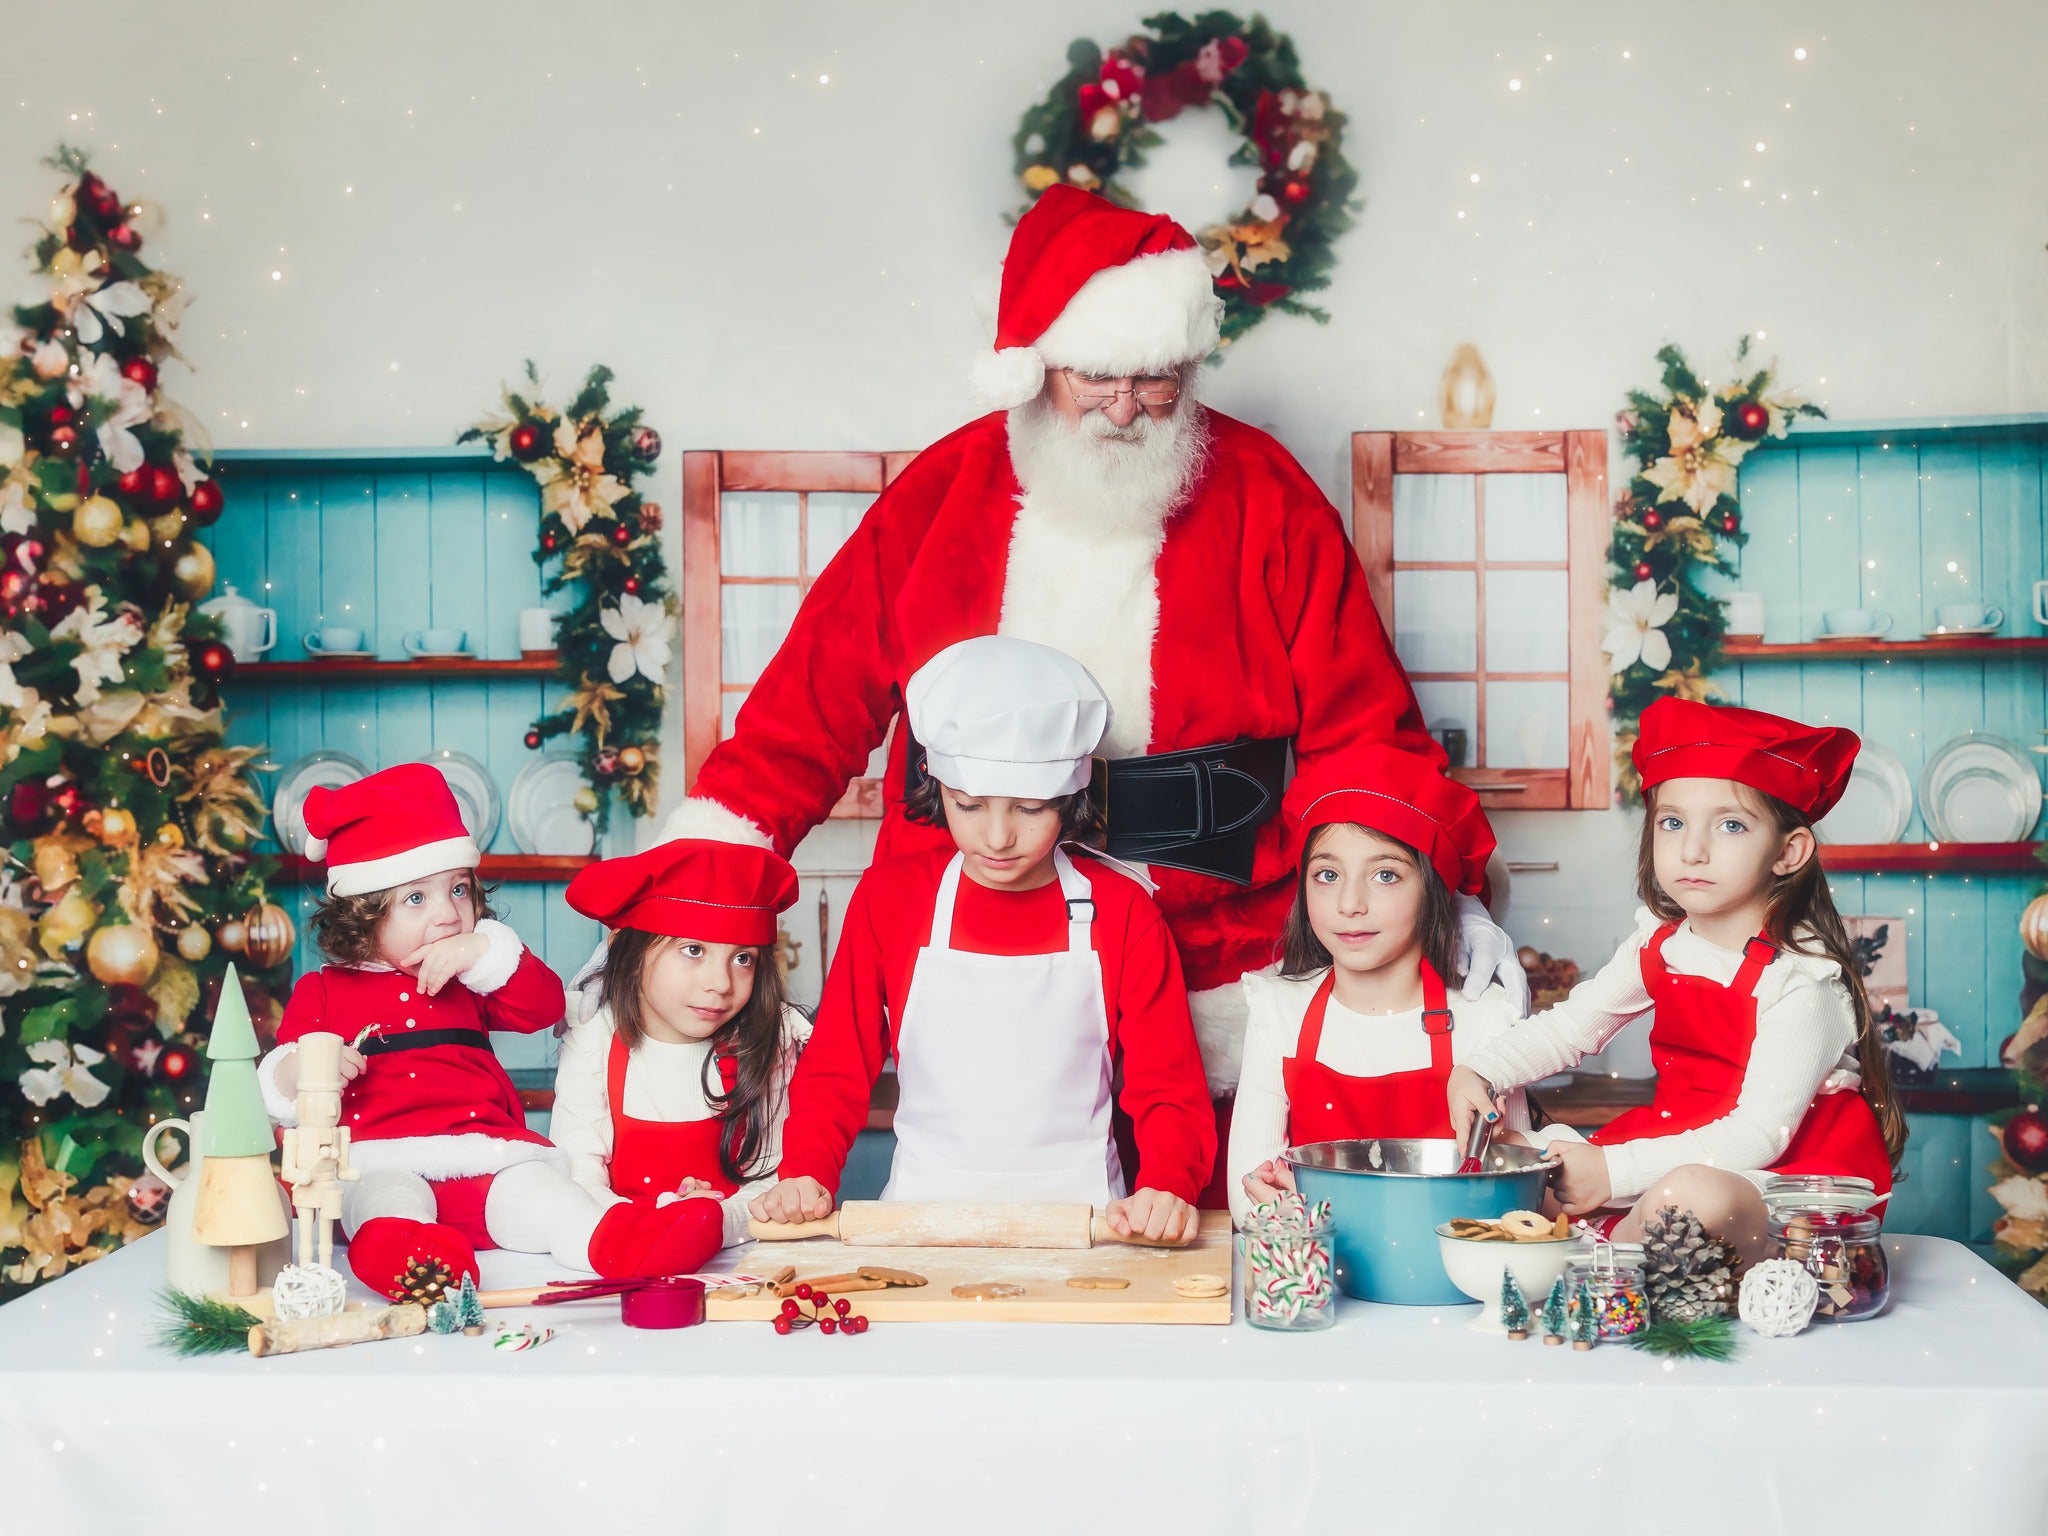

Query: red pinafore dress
[1282,962,1459,1143]
[604,1034,743,1200]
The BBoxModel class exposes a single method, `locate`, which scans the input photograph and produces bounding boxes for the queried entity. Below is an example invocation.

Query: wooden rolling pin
[747,1201,1186,1249]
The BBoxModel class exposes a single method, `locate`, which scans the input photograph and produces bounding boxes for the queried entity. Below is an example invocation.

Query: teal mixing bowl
[1285,1139,1559,1305]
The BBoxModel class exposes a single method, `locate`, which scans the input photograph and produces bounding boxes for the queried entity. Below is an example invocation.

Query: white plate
[1921,625,2001,638]
[509,753,594,856]
[269,750,370,854]
[1819,742,1912,845]
[419,749,502,850]
[1920,734,2042,843]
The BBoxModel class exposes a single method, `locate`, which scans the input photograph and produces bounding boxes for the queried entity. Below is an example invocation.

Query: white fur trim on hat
[970,346,1049,411]
[1033,245,1223,378]
[326,834,481,897]
[654,795,775,850]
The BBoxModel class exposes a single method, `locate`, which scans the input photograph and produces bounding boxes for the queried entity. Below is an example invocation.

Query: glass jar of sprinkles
[1566,1243,1648,1341]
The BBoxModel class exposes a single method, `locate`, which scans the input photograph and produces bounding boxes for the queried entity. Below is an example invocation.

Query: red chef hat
[970,185,1223,410]
[565,839,799,947]
[302,762,480,897]
[1282,747,1497,896]
[1632,697,1860,820]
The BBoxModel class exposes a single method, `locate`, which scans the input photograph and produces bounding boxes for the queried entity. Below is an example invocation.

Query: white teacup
[1932,602,2002,632]
[1722,591,1765,637]
[305,625,365,654]
[1821,608,1890,638]
[403,627,468,657]
[518,607,559,655]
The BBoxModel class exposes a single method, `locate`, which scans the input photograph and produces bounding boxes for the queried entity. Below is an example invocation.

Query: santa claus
[650,185,1521,1199]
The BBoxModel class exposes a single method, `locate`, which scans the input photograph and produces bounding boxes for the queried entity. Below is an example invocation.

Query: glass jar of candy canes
[1239,1198,1336,1331]
[1565,1243,1648,1341]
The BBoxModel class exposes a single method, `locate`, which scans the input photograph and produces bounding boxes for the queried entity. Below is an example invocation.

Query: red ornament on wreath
[46,424,79,458]
[121,356,159,391]
[1641,508,1663,531]
[2005,1108,2048,1175]
[508,421,548,462]
[1728,399,1771,440]
[1719,510,1740,535]
[108,223,141,253]
[610,522,634,547]
[188,478,225,527]
[194,641,235,685]
[540,531,561,554]
[621,575,641,596]
[523,730,543,750]
[1633,561,1654,583]
[632,427,662,463]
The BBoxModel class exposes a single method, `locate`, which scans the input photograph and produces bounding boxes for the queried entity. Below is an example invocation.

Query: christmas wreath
[1605,338,1823,800]
[460,365,671,832]
[1011,10,1356,351]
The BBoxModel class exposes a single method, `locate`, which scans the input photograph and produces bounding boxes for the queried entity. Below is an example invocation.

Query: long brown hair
[309,874,496,967]
[1279,823,1461,986]
[903,772,1107,847]
[1636,783,1907,1168]
[599,927,791,1185]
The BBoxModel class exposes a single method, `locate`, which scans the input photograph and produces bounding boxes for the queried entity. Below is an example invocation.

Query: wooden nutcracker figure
[277,1031,358,1271]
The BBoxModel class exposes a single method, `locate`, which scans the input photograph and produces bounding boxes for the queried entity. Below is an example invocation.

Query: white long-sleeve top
[1462,906,1861,1202]
[1226,969,1584,1228]
[549,1004,811,1250]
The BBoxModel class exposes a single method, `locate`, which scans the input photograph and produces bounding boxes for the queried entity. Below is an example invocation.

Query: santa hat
[971,185,1223,411]
[906,636,1110,799]
[302,763,480,897]
[564,839,798,947]
[1633,697,1859,820]
[1283,747,1497,897]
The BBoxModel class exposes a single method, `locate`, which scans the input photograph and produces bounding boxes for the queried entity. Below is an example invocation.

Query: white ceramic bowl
[1434,1224,1578,1330]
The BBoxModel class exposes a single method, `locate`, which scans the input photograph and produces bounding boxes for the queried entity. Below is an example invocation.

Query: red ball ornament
[46,403,75,430]
[540,532,561,554]
[1729,400,1771,440]
[1282,178,1311,204]
[108,223,141,253]
[1719,511,1740,535]
[7,778,52,834]
[508,421,548,462]
[1640,508,1663,531]
[610,522,634,546]
[120,356,158,392]
[0,569,28,613]
[2005,1108,2048,1174]
[621,576,641,597]
[147,463,182,506]
[46,425,79,458]
[1632,561,1654,583]
[523,730,543,750]
[156,1041,199,1082]
[187,478,225,527]
[117,466,150,501]
[593,749,619,779]
[195,641,235,684]
[632,427,662,463]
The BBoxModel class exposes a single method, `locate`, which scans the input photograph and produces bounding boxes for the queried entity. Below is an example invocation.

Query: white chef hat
[906,637,1112,799]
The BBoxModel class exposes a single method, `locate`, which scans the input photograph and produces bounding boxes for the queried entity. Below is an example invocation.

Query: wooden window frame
[1351,430,1611,810]
[680,450,916,819]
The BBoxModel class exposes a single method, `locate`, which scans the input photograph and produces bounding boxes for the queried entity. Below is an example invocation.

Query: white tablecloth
[3,1234,2045,1535]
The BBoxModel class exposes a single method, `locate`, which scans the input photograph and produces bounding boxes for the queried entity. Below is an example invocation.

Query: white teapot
[198,584,276,664]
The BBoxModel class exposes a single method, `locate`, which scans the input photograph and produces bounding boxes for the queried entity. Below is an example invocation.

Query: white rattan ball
[1739,1257,1820,1338]
[271,1263,349,1321]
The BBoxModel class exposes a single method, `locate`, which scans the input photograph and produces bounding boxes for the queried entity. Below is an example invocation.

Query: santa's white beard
[1005,386,1211,539]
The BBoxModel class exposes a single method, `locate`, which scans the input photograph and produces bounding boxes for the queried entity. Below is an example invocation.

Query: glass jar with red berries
[1767,1202,1889,1322]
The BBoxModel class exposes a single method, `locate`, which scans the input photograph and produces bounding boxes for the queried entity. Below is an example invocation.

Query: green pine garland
[460,364,671,835]
[154,1287,259,1356]
[1009,10,1357,352]
[1628,1314,1739,1363]
[1606,338,1825,801]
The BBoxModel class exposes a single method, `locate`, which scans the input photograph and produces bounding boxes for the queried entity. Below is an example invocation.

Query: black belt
[360,1028,495,1057]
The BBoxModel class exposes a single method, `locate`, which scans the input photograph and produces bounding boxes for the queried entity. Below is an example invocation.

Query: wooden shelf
[229,657,560,683]
[1530,1068,2018,1127]
[1818,842,2042,873]
[1722,636,2048,661]
[271,853,593,885]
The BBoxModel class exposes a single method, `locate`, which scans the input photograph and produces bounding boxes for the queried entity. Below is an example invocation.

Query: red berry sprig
[772,1285,869,1337]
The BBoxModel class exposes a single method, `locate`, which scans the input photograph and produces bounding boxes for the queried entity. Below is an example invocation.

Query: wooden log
[247,1304,427,1356]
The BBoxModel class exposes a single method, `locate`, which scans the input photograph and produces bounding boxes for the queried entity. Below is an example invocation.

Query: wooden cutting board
[706,1211,1234,1325]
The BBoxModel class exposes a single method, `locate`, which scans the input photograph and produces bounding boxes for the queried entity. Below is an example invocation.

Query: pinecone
[1641,1205,1739,1322]
[394,1256,457,1306]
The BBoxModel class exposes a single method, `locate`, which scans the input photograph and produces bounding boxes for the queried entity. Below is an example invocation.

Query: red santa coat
[265,919,566,1180]
[688,409,1438,1081]
[778,847,1214,1202]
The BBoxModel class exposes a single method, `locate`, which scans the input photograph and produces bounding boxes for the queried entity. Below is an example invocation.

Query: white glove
[1453,892,1530,1015]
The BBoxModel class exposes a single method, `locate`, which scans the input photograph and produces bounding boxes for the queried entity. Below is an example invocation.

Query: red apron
[605,1034,742,1199]
[1282,962,1457,1143]
[1589,925,1892,1196]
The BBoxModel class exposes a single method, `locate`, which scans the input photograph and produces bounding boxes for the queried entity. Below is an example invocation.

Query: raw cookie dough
[1065,1275,1131,1291]
[951,1282,1027,1300]
[1173,1274,1228,1299]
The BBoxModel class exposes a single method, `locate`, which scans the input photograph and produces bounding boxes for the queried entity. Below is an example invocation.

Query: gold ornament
[171,542,215,600]
[38,890,99,958]
[155,821,185,849]
[0,907,35,997]
[1439,343,1497,429]
[176,924,212,962]
[121,518,152,553]
[240,900,296,970]
[216,918,248,955]
[2024,894,2048,964]
[86,922,160,987]
[572,787,600,815]
[97,807,140,847]
[32,833,86,893]
[72,495,125,549]
[149,510,188,544]
[616,745,645,775]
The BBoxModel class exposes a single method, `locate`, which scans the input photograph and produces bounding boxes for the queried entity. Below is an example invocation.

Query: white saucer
[302,648,376,660]
[1813,632,1888,643]
[404,649,476,660]
[1921,625,2001,638]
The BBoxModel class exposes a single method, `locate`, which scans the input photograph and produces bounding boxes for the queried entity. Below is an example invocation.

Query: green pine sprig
[1627,1314,1739,1362]
[153,1287,261,1357]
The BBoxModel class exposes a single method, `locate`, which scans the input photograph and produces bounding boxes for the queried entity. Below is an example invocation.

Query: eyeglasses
[1061,371,1183,410]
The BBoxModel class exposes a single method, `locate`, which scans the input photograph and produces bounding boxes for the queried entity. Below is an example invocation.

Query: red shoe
[346,1216,480,1303]
[587,1197,723,1279]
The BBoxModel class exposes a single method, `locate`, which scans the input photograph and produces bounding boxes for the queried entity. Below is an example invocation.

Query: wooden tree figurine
[277,1032,358,1271]
[188,965,289,1298]
[1540,1275,1569,1346]
[1500,1269,1531,1341]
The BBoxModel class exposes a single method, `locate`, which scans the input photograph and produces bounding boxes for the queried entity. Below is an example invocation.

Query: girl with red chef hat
[549,840,808,1269]
[1448,698,1905,1262]
[1228,746,1577,1223]
[259,765,721,1299]
[751,636,1215,1245]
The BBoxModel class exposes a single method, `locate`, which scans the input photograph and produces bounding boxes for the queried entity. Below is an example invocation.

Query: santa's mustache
[1005,384,1210,536]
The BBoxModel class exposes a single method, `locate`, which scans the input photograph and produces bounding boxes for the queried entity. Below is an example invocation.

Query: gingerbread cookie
[858,1266,928,1289]
[1173,1274,1228,1299]
[1065,1275,1131,1291]
[951,1282,1026,1300]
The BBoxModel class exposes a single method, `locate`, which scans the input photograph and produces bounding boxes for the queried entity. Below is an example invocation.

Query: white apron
[882,848,1124,1204]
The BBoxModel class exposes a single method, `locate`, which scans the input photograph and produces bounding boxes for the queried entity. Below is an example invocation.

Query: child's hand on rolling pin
[1546,1140,1612,1216]
[749,1176,833,1225]
[1240,1157,1297,1207]
[1446,1065,1507,1145]
[1104,1187,1198,1246]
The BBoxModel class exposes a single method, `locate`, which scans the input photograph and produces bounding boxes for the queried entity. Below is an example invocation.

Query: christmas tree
[0,149,289,1298]
[1499,1269,1530,1339]
[1539,1275,1569,1342]
[1568,1278,1597,1349]
[1994,875,2048,1300]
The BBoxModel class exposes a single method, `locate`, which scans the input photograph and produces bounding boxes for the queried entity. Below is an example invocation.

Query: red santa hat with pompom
[301,762,481,896]
[971,185,1223,411]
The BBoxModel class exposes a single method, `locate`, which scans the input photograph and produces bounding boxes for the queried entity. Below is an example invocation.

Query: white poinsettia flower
[49,587,143,705]
[0,480,35,538]
[600,592,672,684]
[0,421,22,474]
[19,1039,111,1109]
[29,338,69,380]
[1250,193,1281,222]
[1601,578,1679,674]
[0,666,51,753]
[78,353,151,473]
[1993,1174,2048,1223]
[70,279,152,347]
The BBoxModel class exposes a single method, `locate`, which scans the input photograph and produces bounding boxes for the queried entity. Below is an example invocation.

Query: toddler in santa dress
[1228,746,1581,1224]
[1447,699,1906,1261]
[547,839,809,1270]
[259,764,719,1300]
[751,636,1215,1244]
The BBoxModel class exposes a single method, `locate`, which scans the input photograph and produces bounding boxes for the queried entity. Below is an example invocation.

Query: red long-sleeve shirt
[777,848,1215,1203]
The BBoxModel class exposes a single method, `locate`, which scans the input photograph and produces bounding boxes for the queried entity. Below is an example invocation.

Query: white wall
[7,0,2046,1024]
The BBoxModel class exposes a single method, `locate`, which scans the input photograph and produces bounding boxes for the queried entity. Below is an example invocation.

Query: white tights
[340,1161,611,1272]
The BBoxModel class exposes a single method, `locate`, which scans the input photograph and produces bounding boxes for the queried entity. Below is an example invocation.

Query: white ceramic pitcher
[198,585,277,664]
[141,1112,292,1293]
